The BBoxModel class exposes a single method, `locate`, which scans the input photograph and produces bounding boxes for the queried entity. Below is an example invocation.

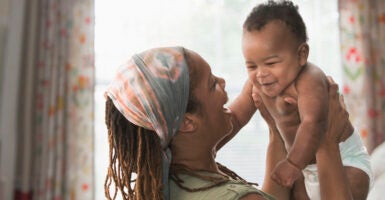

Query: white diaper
[302,129,373,200]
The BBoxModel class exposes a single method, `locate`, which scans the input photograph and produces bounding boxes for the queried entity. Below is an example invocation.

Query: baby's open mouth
[261,82,274,86]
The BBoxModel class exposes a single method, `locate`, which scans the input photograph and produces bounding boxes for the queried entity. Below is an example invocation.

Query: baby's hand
[271,159,302,188]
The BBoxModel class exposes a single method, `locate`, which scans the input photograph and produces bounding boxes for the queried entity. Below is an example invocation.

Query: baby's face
[242,20,305,97]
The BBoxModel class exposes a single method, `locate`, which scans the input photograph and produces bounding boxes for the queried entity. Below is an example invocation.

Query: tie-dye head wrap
[105,46,189,199]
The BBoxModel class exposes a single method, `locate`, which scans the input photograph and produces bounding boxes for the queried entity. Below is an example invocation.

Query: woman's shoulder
[170,172,274,200]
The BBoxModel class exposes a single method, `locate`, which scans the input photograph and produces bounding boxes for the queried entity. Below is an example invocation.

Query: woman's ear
[178,113,198,133]
[297,43,309,66]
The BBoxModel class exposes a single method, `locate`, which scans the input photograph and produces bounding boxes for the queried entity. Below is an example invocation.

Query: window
[94,0,341,199]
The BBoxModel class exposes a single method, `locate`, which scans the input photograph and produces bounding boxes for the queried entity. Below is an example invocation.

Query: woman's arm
[316,77,353,200]
[262,126,290,200]
[217,79,257,150]
[257,97,290,200]
[240,101,290,200]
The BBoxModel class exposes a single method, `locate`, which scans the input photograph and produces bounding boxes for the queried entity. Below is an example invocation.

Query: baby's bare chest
[262,84,301,133]
[265,84,298,115]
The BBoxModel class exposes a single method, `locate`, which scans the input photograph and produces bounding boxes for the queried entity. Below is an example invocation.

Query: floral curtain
[339,0,385,153]
[15,0,94,199]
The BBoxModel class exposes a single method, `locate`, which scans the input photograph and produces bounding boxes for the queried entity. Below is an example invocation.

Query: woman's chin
[223,107,234,134]
[226,120,234,135]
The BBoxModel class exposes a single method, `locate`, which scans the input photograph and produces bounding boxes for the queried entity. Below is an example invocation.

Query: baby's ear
[178,113,198,133]
[297,43,309,66]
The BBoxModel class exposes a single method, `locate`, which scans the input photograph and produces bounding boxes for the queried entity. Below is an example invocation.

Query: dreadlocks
[104,49,199,200]
[105,97,163,200]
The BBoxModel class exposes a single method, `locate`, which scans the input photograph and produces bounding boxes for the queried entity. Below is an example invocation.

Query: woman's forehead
[187,50,211,77]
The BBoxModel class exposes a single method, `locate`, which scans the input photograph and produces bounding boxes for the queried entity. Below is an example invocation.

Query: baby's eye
[246,65,257,70]
[266,62,276,66]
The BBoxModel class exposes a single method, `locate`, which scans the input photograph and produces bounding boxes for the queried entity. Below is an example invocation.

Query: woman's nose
[218,77,226,89]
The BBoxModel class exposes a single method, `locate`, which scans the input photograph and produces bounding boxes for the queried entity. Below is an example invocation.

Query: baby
[239,1,372,199]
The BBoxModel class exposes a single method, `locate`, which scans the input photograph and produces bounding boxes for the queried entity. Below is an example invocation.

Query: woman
[104,47,353,200]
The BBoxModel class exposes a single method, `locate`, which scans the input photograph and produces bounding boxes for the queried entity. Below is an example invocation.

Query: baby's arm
[288,64,329,169]
[216,79,257,150]
[272,64,329,187]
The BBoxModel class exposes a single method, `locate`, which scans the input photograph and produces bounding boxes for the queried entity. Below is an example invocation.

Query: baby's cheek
[246,71,256,81]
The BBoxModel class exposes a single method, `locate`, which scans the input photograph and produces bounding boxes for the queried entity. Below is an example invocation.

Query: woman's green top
[170,171,275,200]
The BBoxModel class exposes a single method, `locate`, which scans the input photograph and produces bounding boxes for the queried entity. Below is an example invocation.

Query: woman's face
[187,50,233,144]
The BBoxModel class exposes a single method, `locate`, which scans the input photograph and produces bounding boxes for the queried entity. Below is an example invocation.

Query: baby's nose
[256,69,269,78]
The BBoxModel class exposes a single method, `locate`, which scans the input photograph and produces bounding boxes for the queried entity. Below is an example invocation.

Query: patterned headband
[105,46,190,199]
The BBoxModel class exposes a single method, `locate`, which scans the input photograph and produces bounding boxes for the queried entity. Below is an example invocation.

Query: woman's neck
[171,145,219,173]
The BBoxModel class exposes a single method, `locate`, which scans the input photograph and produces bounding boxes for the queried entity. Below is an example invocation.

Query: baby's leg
[290,175,309,200]
[344,166,370,200]
[339,129,372,199]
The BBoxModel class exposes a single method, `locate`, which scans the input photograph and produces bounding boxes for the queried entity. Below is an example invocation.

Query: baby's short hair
[243,0,308,43]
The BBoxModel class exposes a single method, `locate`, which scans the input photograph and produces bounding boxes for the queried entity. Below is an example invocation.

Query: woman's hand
[320,76,353,148]
[253,86,291,199]
[252,86,276,130]
[316,76,354,200]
